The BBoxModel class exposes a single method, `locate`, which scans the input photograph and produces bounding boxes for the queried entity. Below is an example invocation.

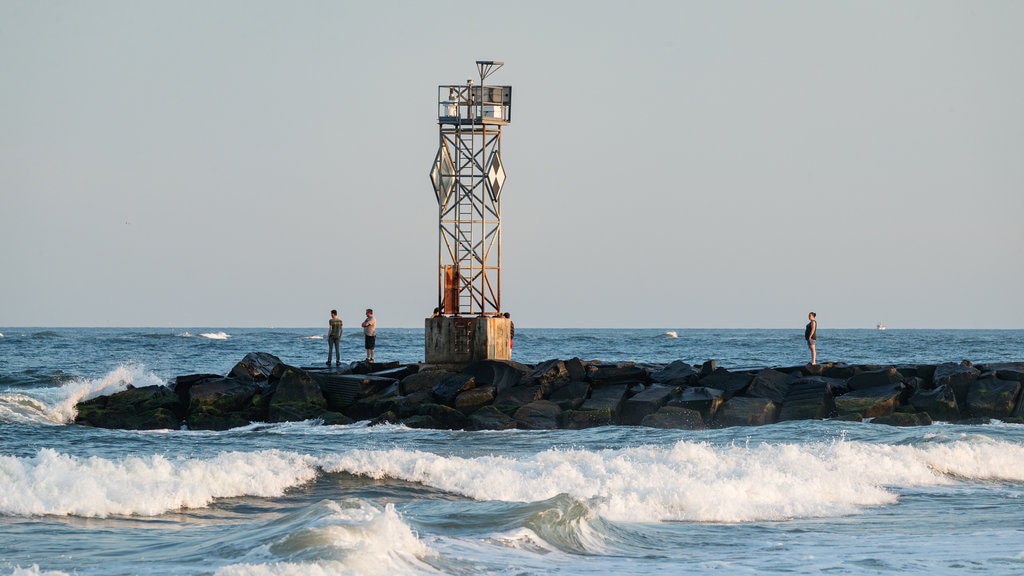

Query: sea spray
[0,449,319,517]
[322,435,1024,524]
[0,363,162,425]
[213,500,435,576]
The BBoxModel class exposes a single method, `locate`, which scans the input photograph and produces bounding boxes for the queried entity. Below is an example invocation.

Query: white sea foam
[8,566,70,576]
[0,363,162,425]
[663,331,678,338]
[0,449,318,517]
[323,436,1024,524]
[214,500,435,576]
[199,331,230,340]
[307,334,324,340]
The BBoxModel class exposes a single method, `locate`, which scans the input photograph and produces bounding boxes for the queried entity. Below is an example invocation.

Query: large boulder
[530,359,571,394]
[432,373,476,405]
[578,384,628,420]
[514,400,562,430]
[747,368,797,404]
[229,352,283,382]
[964,376,1021,420]
[847,367,904,391]
[778,378,835,421]
[619,385,674,425]
[712,397,778,428]
[933,362,980,405]
[399,369,454,395]
[464,359,531,392]
[455,385,497,414]
[75,385,183,430]
[267,365,328,422]
[908,385,960,422]
[186,377,265,430]
[650,361,699,386]
[467,405,517,430]
[548,381,590,410]
[587,362,649,386]
[835,383,904,419]
[698,368,753,399]
[667,386,724,421]
[641,406,704,430]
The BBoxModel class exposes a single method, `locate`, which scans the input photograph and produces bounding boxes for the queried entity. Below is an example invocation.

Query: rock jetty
[74,352,1024,431]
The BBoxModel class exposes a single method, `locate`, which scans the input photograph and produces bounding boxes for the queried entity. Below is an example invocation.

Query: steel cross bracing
[437,126,502,316]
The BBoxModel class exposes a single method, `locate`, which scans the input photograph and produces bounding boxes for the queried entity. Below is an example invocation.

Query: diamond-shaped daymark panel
[487,151,505,201]
[430,144,456,209]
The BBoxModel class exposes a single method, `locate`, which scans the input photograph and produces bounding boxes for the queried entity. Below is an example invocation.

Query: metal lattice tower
[430,61,511,317]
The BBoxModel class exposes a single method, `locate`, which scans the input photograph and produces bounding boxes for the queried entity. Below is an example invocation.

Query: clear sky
[2,1,1022,329]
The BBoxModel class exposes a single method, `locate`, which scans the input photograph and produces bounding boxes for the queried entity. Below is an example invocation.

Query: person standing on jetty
[327,309,343,367]
[361,308,376,362]
[805,311,817,365]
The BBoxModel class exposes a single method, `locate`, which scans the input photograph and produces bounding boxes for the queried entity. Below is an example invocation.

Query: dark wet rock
[747,368,797,404]
[399,369,454,395]
[835,383,904,419]
[562,408,614,429]
[964,376,1021,419]
[369,411,399,426]
[514,400,562,430]
[587,362,649,386]
[350,360,401,375]
[699,360,717,377]
[467,405,517,430]
[410,403,468,430]
[75,385,182,430]
[933,362,980,405]
[578,384,627,420]
[913,383,958,420]
[455,385,497,414]
[565,357,588,381]
[73,352,1024,432]
[712,397,778,428]
[432,373,476,405]
[641,406,704,429]
[493,384,542,417]
[650,360,699,386]
[187,377,263,420]
[464,359,531,391]
[171,374,222,398]
[908,384,960,422]
[267,365,328,422]
[698,368,753,399]
[778,378,835,421]
[369,364,418,381]
[229,352,283,382]
[871,412,933,427]
[530,359,571,393]
[823,363,858,380]
[847,367,905,391]
[547,381,590,410]
[619,385,674,426]
[667,386,724,421]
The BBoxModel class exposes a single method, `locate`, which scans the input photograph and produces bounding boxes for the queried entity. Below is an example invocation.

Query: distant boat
[877,322,886,331]
[663,331,678,338]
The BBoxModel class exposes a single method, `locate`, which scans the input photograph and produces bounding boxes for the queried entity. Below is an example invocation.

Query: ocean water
[1,327,1023,575]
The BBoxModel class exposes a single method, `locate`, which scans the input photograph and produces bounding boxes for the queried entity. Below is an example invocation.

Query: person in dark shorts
[805,312,817,365]
[361,308,376,362]
[327,309,343,366]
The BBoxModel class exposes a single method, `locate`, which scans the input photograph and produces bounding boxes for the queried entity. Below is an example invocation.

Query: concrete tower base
[424,316,512,364]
